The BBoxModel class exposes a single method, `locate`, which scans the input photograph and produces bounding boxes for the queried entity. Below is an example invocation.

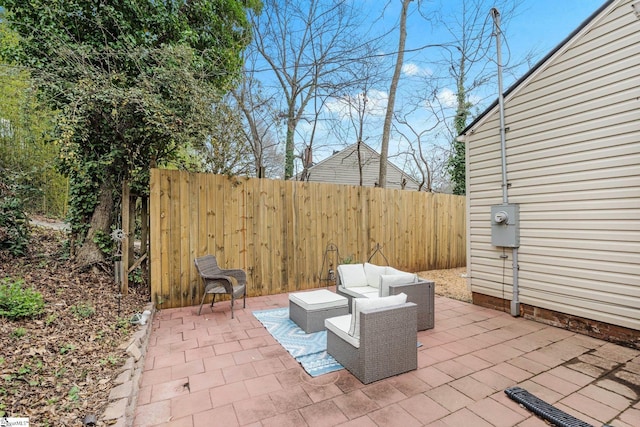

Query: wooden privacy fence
[150,169,466,309]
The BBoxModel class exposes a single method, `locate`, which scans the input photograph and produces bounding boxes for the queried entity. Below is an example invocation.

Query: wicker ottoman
[289,289,349,333]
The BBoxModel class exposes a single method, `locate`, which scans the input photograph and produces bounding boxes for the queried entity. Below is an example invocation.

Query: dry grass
[417,267,471,303]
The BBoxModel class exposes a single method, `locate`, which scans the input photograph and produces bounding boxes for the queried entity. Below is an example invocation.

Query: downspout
[491,8,520,316]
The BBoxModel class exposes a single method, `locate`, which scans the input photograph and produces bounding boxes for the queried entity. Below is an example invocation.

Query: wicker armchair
[194,255,246,318]
[325,300,417,384]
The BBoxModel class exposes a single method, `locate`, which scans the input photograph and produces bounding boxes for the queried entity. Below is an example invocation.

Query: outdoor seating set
[194,255,434,384]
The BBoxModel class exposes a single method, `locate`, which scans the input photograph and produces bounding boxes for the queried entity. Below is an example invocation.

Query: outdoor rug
[252,307,344,377]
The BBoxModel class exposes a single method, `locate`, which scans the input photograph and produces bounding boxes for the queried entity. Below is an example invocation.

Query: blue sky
[261,0,610,178]
[368,1,606,139]
[508,0,606,56]
[348,1,606,180]
[396,0,608,91]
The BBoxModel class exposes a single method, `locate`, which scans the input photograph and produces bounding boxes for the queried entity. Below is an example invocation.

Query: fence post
[121,180,130,295]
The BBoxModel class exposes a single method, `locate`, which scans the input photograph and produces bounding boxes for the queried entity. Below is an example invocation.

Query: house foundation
[472,292,640,350]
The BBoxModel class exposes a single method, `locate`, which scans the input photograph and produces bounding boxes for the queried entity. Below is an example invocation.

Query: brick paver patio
[133,291,640,426]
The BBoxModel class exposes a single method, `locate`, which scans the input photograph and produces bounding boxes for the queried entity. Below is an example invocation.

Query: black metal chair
[194,255,246,318]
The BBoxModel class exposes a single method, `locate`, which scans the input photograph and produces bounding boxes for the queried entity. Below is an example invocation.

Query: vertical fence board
[256,178,269,295]
[245,179,257,296]
[263,178,276,295]
[167,171,181,308]
[196,173,208,256]
[291,182,302,291]
[149,169,466,309]
[229,178,242,268]
[159,170,173,308]
[221,178,233,266]
[187,173,199,306]
[149,169,161,307]
[206,174,216,265]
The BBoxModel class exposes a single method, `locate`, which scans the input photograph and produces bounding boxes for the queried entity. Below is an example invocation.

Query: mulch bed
[0,226,149,426]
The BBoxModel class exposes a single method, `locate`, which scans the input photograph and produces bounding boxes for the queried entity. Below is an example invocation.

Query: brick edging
[102,303,155,426]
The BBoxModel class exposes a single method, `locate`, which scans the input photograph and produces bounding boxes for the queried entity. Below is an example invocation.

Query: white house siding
[463,0,639,331]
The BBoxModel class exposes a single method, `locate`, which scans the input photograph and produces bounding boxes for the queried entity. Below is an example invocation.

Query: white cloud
[365,90,389,116]
[436,88,457,109]
[402,63,432,77]
[324,97,348,115]
[324,89,389,119]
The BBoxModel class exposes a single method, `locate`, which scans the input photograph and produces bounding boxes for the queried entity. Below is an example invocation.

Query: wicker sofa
[324,293,417,384]
[336,263,435,330]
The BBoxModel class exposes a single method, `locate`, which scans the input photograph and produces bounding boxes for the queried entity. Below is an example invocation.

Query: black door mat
[504,386,610,427]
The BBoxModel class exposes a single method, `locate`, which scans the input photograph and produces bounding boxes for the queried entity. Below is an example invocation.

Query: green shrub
[0,278,45,320]
[128,267,145,286]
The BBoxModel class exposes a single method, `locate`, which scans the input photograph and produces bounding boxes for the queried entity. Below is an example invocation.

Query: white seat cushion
[337,264,368,288]
[325,314,360,348]
[363,262,387,288]
[348,293,407,339]
[379,272,418,297]
[345,286,380,300]
[289,289,348,311]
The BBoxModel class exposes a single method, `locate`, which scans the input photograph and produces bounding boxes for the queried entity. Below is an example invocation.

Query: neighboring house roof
[292,142,423,190]
[460,0,615,137]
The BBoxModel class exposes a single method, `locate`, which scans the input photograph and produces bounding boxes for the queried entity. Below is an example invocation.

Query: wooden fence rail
[150,169,466,309]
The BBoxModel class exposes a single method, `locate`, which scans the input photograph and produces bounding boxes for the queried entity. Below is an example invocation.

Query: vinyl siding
[464,0,640,330]
[296,144,422,190]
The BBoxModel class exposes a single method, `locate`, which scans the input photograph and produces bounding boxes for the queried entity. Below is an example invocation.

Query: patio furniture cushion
[289,289,348,311]
[345,287,380,303]
[325,314,360,347]
[385,266,406,275]
[338,263,417,296]
[348,293,407,339]
[289,289,349,333]
[364,262,387,288]
[379,272,418,296]
[336,263,434,332]
[338,264,368,288]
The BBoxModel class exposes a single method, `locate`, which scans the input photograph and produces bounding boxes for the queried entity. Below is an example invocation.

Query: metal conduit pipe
[491,8,520,316]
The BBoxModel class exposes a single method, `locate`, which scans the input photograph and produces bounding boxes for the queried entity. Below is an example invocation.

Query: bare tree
[248,0,370,179]
[394,109,439,192]
[327,45,388,186]
[379,0,413,189]
[439,0,535,194]
[231,63,283,178]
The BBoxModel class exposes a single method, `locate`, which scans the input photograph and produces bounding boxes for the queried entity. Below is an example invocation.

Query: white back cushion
[363,263,388,288]
[348,293,407,339]
[386,266,405,275]
[337,264,367,288]
[379,272,418,297]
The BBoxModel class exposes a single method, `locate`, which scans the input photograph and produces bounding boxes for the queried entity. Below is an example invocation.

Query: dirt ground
[417,267,471,303]
[0,226,149,425]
